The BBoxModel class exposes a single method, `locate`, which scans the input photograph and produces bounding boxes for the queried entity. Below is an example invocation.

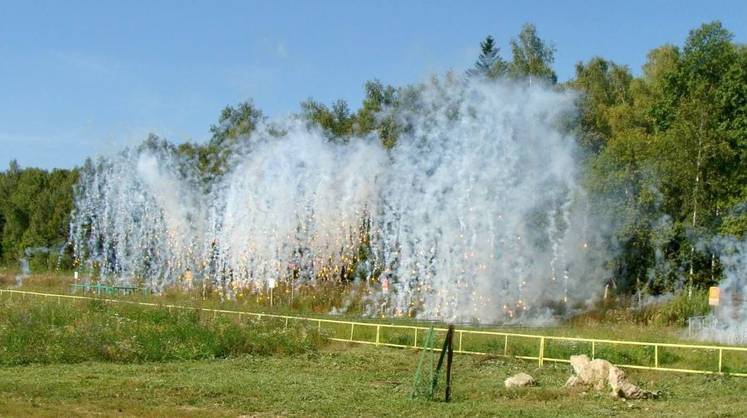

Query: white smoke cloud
[375,79,593,321]
[70,77,609,322]
[697,236,747,344]
[216,123,386,296]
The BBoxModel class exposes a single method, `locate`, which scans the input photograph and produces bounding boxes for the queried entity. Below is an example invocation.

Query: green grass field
[1,345,747,417]
[0,273,745,416]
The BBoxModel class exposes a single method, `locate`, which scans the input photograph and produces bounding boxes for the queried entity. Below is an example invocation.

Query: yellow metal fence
[1,288,745,376]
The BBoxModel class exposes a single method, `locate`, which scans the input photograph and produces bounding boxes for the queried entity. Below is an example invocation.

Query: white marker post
[381,278,389,317]
[268,278,276,308]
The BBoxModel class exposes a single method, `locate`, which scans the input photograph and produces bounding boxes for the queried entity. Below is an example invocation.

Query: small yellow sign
[708,286,720,306]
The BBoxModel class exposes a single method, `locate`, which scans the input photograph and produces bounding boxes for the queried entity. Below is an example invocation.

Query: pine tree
[467,35,507,79]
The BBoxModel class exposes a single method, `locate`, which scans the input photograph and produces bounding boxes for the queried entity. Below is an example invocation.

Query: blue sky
[1,1,745,169]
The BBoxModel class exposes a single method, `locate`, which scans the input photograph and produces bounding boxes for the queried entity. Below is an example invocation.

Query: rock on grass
[505,372,537,388]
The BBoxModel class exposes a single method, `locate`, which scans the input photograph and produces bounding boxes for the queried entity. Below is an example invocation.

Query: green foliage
[301,79,401,147]
[198,100,265,179]
[139,100,267,188]
[301,98,356,139]
[508,23,557,84]
[574,21,747,292]
[466,24,556,84]
[209,100,264,148]
[0,161,78,270]
[569,57,634,153]
[0,298,326,365]
[467,35,508,79]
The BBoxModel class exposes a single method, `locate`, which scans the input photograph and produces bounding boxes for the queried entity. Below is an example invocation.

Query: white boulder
[504,372,536,388]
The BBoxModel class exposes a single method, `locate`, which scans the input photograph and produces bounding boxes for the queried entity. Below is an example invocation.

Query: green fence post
[411,327,435,399]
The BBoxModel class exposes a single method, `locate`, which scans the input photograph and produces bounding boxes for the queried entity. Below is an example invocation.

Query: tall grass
[0,297,327,365]
[569,289,711,327]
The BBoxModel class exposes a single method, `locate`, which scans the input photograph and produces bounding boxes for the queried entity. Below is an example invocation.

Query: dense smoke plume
[698,237,747,344]
[70,78,609,322]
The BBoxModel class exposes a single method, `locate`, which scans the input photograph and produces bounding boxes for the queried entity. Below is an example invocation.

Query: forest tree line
[1,21,745,296]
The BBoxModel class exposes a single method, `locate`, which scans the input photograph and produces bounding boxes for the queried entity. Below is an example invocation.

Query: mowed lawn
[0,344,746,417]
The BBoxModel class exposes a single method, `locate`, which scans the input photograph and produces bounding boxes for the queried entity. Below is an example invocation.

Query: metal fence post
[591,341,595,359]
[349,323,355,341]
[719,348,723,373]
[414,328,418,348]
[504,335,508,356]
[539,337,545,367]
[654,344,659,368]
[688,318,693,337]
[458,330,463,352]
[376,325,381,346]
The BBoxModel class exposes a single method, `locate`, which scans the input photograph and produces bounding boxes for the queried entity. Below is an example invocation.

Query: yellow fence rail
[1,288,746,377]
